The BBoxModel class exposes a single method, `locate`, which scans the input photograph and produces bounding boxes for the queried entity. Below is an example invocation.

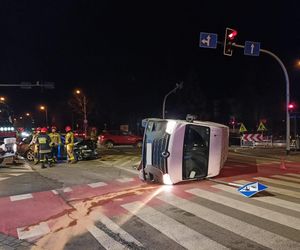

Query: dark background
[0,1,299,134]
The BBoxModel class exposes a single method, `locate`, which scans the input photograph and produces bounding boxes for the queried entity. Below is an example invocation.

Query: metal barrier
[240,134,272,148]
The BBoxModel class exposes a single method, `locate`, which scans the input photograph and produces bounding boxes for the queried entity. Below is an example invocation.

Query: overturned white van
[139,118,229,184]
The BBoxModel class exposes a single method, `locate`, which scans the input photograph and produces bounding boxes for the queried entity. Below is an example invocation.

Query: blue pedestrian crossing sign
[238,182,268,198]
[244,41,260,56]
[199,32,218,49]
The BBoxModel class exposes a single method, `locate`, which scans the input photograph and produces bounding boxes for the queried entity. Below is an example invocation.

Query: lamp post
[75,89,88,136]
[40,105,48,127]
[162,82,184,119]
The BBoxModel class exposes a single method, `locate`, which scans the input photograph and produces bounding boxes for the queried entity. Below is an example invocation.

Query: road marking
[157,192,300,249]
[116,177,135,183]
[9,173,24,176]
[51,190,58,195]
[186,188,300,230]
[87,182,107,188]
[212,184,300,212]
[87,225,128,250]
[113,165,139,175]
[122,201,228,250]
[235,180,300,199]
[271,175,300,183]
[254,177,300,189]
[10,193,33,201]
[63,187,72,193]
[0,177,10,181]
[17,222,50,240]
[285,173,300,178]
[90,213,143,247]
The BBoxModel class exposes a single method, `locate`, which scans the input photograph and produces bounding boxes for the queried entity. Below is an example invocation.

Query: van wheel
[105,141,114,148]
[135,141,143,148]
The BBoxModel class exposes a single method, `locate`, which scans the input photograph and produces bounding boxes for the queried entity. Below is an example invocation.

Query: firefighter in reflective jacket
[49,126,61,162]
[29,127,41,164]
[65,126,76,164]
[36,127,53,168]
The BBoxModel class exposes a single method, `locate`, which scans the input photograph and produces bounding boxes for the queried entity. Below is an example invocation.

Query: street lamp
[39,105,48,127]
[75,89,87,136]
[0,97,6,103]
[162,82,184,119]
[26,113,30,117]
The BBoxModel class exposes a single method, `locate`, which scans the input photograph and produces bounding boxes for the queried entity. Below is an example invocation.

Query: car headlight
[0,127,3,131]
[3,127,7,131]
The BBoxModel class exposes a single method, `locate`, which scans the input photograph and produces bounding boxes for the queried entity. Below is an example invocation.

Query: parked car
[17,135,98,161]
[98,130,143,148]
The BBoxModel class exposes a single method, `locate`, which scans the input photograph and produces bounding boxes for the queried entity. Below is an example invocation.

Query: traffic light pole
[233,43,291,154]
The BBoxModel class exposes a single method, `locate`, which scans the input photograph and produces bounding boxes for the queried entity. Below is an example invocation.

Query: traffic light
[288,103,295,112]
[224,28,238,56]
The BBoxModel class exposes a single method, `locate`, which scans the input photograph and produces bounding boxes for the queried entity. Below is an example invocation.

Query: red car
[98,130,143,148]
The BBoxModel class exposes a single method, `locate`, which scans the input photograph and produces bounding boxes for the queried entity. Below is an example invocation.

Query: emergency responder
[29,127,41,164]
[36,127,53,168]
[65,126,76,164]
[49,126,61,162]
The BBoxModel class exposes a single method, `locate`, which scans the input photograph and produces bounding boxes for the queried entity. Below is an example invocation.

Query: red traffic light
[288,103,295,110]
[228,30,238,40]
[224,27,238,56]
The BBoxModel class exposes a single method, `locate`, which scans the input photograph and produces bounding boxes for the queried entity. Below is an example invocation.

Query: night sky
[0,1,299,132]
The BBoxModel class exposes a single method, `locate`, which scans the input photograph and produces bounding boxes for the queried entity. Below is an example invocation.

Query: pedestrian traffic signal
[224,28,237,56]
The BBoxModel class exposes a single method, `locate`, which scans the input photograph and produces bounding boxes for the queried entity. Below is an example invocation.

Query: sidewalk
[0,233,33,250]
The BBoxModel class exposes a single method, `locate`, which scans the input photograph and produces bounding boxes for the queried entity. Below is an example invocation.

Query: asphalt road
[0,146,299,250]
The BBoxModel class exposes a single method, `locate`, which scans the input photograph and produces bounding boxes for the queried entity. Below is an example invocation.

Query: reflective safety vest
[36,134,51,153]
[65,132,74,146]
[49,132,61,146]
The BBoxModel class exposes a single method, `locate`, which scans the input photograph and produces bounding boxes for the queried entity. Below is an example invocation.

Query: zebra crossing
[62,172,300,250]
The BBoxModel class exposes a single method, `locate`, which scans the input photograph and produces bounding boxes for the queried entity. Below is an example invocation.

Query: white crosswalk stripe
[212,183,300,212]
[87,225,128,250]
[122,201,229,250]
[89,213,143,247]
[285,173,300,178]
[186,188,300,230]
[254,177,300,189]
[271,175,300,183]
[157,192,300,249]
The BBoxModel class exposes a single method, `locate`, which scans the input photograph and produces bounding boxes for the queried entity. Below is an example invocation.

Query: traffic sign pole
[233,43,291,155]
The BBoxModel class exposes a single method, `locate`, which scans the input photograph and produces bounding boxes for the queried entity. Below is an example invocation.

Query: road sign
[244,41,260,56]
[257,122,267,132]
[239,123,247,133]
[238,182,268,198]
[199,32,218,49]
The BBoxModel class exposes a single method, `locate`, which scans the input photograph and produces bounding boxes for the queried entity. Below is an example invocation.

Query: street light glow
[40,105,45,111]
[26,113,30,116]
[75,89,81,94]
[0,97,5,101]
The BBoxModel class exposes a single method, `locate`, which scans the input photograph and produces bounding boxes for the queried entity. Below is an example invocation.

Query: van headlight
[13,143,17,152]
[163,174,173,185]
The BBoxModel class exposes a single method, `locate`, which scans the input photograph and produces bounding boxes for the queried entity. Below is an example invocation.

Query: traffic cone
[280,157,287,170]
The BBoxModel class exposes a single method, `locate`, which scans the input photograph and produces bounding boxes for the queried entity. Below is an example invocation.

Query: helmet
[51,126,57,131]
[65,126,72,132]
[41,127,48,133]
